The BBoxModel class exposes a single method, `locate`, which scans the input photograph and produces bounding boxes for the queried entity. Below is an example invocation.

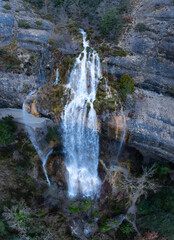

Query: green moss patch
[18,21,30,29]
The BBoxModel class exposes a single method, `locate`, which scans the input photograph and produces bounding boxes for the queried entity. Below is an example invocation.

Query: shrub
[35,20,42,26]
[18,21,30,29]
[0,116,16,146]
[4,3,11,10]
[120,221,135,235]
[118,74,134,101]
[135,23,147,32]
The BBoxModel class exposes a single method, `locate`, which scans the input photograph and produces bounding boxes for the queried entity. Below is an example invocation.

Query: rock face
[127,88,174,162]
[101,0,174,162]
[0,0,54,108]
[104,0,174,96]
[0,108,52,130]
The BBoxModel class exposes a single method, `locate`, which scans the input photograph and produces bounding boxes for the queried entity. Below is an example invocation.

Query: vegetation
[0,48,21,73]
[135,23,147,32]
[35,20,42,26]
[118,74,135,101]
[0,116,16,146]
[137,187,174,238]
[46,127,60,143]
[24,0,44,8]
[101,8,123,39]
[18,21,30,29]
[4,3,11,10]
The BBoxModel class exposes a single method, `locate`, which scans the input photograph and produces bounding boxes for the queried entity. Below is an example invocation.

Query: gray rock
[0,108,52,130]
[104,0,174,96]
[127,89,174,162]
[0,72,38,108]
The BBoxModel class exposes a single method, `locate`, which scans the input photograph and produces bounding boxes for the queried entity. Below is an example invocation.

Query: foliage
[4,3,11,10]
[101,8,123,39]
[0,49,21,72]
[118,74,135,101]
[51,0,64,7]
[0,220,7,236]
[135,23,147,32]
[120,221,135,235]
[2,200,54,240]
[46,127,60,143]
[35,20,42,26]
[69,200,94,214]
[18,21,30,29]
[24,0,44,8]
[137,187,174,238]
[0,116,16,146]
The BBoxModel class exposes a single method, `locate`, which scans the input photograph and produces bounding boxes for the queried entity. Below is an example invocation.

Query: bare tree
[103,163,159,236]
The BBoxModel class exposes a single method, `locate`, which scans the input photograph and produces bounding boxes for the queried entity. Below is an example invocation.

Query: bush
[18,21,30,29]
[35,20,42,26]
[118,74,135,101]
[0,116,16,146]
[4,3,11,10]
[120,221,135,235]
[135,23,147,32]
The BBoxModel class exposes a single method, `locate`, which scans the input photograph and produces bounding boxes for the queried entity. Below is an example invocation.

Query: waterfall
[62,29,102,198]
[23,93,52,185]
[116,107,127,161]
[55,68,59,85]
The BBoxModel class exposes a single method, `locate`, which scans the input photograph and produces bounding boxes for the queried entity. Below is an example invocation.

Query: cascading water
[116,107,127,160]
[55,68,59,85]
[23,93,52,185]
[62,29,102,198]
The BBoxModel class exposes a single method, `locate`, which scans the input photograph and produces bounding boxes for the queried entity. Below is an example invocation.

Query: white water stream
[23,93,52,185]
[62,29,102,198]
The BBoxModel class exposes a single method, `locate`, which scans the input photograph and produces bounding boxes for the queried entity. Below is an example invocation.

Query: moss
[38,84,69,121]
[59,57,76,84]
[113,50,129,57]
[35,20,42,26]
[4,3,11,10]
[18,21,30,29]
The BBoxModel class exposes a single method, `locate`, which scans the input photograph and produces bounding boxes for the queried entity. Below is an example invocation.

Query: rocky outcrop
[104,0,174,96]
[0,108,52,130]
[127,88,174,162]
[102,88,174,163]
[0,0,54,108]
